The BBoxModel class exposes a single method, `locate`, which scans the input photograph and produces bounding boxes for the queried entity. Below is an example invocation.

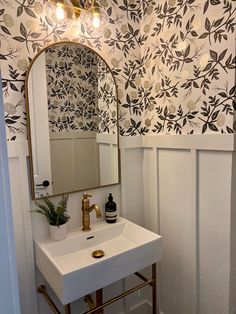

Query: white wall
[8,133,236,314]
[0,76,21,314]
[120,134,236,314]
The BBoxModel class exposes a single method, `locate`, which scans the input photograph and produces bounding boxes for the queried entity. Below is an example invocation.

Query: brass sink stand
[37,263,158,314]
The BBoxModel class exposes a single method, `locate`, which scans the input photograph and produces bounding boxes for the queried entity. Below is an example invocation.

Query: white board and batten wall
[120,134,236,314]
[96,133,118,185]
[49,131,118,194]
[50,131,100,193]
[6,133,236,314]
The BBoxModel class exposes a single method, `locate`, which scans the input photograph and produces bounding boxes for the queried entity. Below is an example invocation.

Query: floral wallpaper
[141,0,236,134]
[44,43,117,133]
[1,0,142,140]
[97,58,118,134]
[0,0,235,140]
[46,43,99,132]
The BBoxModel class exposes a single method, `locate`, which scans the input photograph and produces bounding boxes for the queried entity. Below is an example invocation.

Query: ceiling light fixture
[46,0,107,29]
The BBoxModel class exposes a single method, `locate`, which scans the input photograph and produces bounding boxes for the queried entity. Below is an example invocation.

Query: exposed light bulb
[70,22,81,36]
[92,13,101,29]
[82,5,107,30]
[55,2,65,20]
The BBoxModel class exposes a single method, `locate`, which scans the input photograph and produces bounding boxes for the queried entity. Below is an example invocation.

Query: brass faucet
[81,193,101,231]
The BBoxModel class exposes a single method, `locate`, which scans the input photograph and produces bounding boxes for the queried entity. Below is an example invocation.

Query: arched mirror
[25,42,119,199]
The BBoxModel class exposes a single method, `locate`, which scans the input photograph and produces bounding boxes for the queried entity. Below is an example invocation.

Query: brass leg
[38,265,158,314]
[96,289,103,314]
[84,294,95,310]
[64,303,71,314]
[152,264,157,314]
[37,285,60,314]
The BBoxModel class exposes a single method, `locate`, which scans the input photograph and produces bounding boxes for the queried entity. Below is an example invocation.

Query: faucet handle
[83,193,92,198]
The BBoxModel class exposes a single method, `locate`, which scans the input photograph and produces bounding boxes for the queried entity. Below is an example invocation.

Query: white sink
[35,217,162,305]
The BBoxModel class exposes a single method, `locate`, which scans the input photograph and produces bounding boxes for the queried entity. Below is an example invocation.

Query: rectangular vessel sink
[35,217,162,305]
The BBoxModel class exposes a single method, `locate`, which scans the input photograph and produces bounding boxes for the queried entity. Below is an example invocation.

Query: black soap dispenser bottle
[105,193,117,223]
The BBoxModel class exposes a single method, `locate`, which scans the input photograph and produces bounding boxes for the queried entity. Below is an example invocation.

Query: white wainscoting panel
[50,137,75,192]
[50,131,100,193]
[76,136,100,188]
[7,141,38,314]
[120,147,144,225]
[229,152,236,314]
[120,134,236,314]
[143,148,158,233]
[96,133,118,185]
[198,151,231,314]
[158,149,197,314]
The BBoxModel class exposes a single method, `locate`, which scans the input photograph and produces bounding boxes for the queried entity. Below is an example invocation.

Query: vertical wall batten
[120,147,128,219]
[190,149,199,314]
[229,152,236,313]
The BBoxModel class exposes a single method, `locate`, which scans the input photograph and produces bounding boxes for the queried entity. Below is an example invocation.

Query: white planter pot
[49,223,67,241]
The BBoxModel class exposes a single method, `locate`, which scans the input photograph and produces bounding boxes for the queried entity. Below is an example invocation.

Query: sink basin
[35,217,162,305]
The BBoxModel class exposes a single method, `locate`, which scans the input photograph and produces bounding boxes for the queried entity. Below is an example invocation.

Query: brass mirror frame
[25,41,120,200]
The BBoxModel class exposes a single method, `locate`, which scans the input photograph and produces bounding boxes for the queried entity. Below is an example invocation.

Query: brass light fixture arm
[49,0,96,15]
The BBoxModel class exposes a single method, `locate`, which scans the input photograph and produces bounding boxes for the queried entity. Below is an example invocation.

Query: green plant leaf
[33,194,70,226]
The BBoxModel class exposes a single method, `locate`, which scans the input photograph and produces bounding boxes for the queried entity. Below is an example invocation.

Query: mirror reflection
[26,42,119,199]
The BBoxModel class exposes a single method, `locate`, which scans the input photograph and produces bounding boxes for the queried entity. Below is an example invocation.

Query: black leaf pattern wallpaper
[1,0,235,140]
[46,44,99,132]
[141,0,236,135]
[45,43,117,133]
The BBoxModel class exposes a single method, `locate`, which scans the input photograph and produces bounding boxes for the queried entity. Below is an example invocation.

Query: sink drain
[92,250,105,258]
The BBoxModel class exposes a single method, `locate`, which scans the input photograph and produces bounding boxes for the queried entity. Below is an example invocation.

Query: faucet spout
[90,204,101,218]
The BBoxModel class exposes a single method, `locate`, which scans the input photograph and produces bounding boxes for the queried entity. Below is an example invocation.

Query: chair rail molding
[120,133,236,151]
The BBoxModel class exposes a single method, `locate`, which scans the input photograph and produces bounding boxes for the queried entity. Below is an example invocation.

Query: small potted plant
[33,194,70,241]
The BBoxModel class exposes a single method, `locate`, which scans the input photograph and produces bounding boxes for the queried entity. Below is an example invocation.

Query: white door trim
[0,73,21,314]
